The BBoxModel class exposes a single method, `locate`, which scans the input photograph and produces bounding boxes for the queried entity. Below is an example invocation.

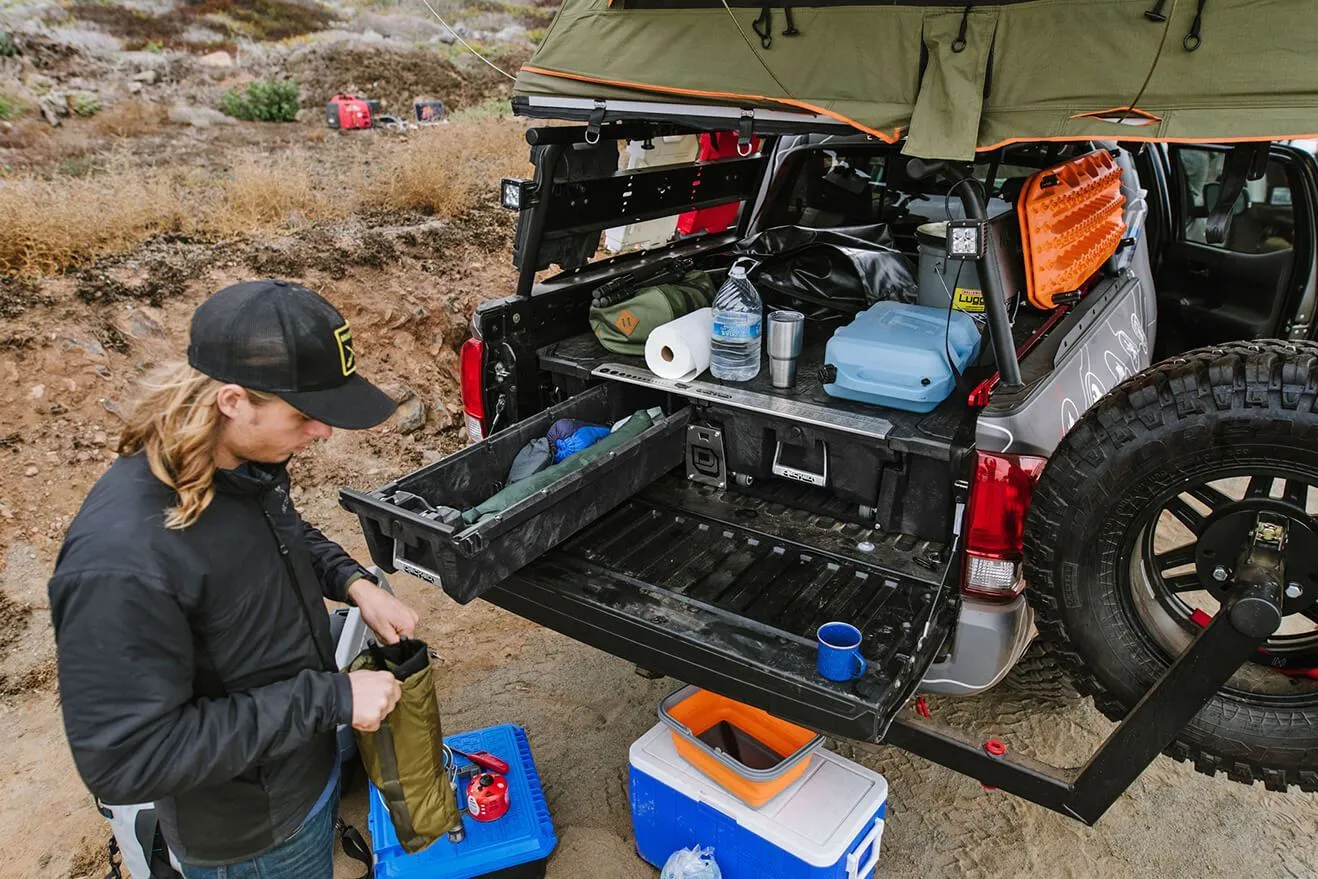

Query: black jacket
[49,453,371,865]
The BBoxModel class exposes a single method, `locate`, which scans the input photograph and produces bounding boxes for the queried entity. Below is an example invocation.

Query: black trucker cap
[187,280,397,429]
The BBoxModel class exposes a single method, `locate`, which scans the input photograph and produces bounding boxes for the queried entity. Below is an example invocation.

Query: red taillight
[962,451,1047,600]
[459,337,486,442]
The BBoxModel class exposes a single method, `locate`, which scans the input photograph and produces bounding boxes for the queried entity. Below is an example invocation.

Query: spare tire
[1024,341,1318,792]
[998,639,1082,706]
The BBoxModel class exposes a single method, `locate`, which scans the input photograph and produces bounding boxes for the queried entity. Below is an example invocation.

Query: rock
[181,25,225,46]
[430,405,455,431]
[60,336,107,362]
[198,50,233,69]
[24,73,55,95]
[495,24,528,43]
[351,11,444,42]
[38,93,67,126]
[24,465,38,477]
[394,397,426,434]
[381,383,416,404]
[0,505,11,520]
[117,306,167,341]
[430,31,457,45]
[128,82,143,95]
[29,384,44,400]
[167,104,236,128]
[133,69,159,85]
[46,25,122,55]
[93,431,107,446]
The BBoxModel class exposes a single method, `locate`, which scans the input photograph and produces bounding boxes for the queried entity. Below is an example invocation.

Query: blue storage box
[368,724,556,879]
[630,722,887,879]
[823,300,983,412]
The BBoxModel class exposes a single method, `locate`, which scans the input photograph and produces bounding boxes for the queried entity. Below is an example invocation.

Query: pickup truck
[341,120,1318,818]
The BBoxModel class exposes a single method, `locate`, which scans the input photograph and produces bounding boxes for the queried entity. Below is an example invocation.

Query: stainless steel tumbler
[767,309,805,389]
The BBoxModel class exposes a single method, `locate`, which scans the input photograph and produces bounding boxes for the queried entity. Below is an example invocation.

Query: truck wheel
[999,640,1082,706]
[1024,340,1318,792]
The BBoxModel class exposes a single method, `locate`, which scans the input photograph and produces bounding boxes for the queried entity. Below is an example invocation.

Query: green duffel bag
[348,638,461,853]
[589,270,715,356]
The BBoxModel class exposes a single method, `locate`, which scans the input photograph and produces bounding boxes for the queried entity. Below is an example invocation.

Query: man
[49,280,421,877]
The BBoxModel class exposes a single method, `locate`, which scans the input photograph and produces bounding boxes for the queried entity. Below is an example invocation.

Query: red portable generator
[326,94,373,130]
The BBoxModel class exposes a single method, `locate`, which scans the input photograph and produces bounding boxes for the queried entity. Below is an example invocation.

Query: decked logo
[334,323,356,377]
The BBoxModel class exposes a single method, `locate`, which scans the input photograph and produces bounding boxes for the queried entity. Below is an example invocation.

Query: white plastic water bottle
[709,260,763,381]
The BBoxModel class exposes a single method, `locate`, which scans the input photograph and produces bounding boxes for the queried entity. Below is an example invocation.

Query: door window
[1172,146,1296,254]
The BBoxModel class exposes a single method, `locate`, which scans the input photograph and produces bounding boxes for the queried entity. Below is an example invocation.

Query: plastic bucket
[658,685,824,807]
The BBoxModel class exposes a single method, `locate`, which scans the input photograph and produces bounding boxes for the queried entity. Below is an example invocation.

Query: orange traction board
[1018,150,1127,309]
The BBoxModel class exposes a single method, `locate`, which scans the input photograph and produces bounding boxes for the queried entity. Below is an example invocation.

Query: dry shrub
[370,120,529,218]
[203,155,346,236]
[0,119,533,277]
[93,100,166,139]
[0,165,185,276]
[0,118,44,152]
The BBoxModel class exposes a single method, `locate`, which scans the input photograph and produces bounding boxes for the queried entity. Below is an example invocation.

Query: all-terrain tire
[1024,340,1318,792]
[999,640,1082,706]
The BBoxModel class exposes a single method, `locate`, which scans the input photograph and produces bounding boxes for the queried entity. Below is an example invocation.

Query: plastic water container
[710,262,762,381]
[822,301,982,413]
[630,721,888,879]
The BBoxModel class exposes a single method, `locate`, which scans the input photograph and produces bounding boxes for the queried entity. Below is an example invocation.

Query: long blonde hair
[117,362,274,530]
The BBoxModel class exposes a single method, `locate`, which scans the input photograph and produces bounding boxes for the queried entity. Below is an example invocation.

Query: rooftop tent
[511,0,1318,160]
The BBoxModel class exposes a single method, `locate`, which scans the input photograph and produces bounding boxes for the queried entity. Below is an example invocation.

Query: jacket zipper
[260,504,336,672]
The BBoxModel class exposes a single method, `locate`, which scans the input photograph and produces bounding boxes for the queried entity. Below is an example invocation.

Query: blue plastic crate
[368,724,557,879]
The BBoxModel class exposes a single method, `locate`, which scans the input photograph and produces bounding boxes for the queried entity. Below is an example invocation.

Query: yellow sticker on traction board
[953,287,986,313]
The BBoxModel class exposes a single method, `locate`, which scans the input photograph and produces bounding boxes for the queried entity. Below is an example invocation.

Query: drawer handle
[391,538,445,588]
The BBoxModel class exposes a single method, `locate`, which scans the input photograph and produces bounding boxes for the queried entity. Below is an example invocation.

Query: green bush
[0,94,28,122]
[0,33,16,58]
[69,91,101,118]
[219,79,300,123]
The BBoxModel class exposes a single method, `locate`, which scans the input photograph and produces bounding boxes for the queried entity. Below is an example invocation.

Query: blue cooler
[368,724,556,879]
[629,722,887,879]
[823,300,982,412]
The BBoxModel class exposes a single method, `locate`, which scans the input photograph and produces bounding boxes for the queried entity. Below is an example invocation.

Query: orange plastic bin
[658,685,824,808]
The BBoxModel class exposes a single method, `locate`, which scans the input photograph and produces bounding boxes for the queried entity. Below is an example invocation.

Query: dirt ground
[0,2,1314,877]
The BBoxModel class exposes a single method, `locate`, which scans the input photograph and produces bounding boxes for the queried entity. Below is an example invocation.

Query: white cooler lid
[630,722,888,868]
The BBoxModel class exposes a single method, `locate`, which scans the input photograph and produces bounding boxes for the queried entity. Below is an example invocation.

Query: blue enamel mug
[817,622,868,682]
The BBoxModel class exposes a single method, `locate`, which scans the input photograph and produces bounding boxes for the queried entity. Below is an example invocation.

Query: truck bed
[488,474,960,738]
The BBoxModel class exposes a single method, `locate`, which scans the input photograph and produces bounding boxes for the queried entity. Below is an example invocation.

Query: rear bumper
[918,594,1034,696]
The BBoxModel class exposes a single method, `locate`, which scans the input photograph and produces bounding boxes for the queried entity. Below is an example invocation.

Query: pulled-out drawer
[340,382,688,603]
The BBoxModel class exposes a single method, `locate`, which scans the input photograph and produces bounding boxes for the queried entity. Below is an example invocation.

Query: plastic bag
[661,845,723,879]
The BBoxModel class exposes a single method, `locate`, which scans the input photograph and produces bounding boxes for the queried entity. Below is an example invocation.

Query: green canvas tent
[511,0,1318,160]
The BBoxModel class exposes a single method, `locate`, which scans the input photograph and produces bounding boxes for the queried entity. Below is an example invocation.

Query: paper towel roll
[645,307,713,380]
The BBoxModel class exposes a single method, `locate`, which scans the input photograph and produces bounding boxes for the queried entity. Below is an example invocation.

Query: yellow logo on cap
[334,323,356,377]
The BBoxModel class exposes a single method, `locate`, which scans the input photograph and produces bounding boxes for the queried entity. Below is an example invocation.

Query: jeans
[180,790,338,879]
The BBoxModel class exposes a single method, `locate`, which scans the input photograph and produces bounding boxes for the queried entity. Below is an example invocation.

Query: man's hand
[347,670,402,731]
[348,578,420,645]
